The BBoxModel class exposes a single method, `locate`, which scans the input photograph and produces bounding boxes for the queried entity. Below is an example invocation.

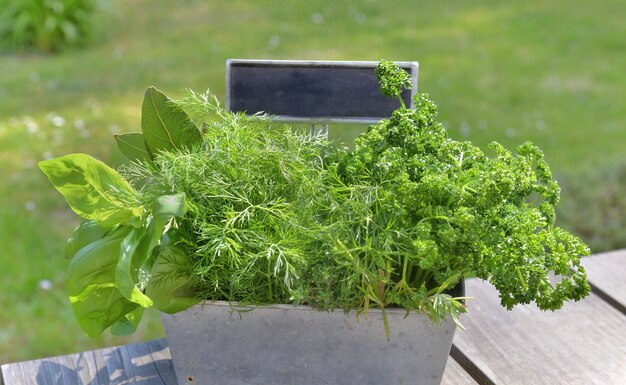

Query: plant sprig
[375,59,412,107]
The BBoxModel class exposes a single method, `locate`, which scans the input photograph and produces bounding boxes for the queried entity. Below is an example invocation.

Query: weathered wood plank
[0,339,175,385]
[441,356,478,384]
[2,338,474,385]
[582,249,626,309]
[453,279,626,385]
[145,339,179,385]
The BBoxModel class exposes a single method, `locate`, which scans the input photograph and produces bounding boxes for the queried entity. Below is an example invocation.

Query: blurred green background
[1,0,624,363]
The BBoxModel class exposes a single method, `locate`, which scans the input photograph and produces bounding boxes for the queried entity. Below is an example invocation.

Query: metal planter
[162,302,456,385]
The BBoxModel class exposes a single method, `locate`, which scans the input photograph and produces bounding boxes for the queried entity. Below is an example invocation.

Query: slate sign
[226,60,418,123]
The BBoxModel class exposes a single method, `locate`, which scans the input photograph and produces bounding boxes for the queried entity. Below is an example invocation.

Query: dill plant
[125,96,333,306]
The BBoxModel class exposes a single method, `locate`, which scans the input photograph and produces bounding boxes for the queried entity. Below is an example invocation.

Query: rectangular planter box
[162,302,457,385]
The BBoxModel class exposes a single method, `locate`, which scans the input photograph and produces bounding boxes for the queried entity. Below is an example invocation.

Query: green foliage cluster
[128,95,332,306]
[375,59,412,103]
[0,0,103,52]
[39,62,591,338]
[337,64,590,311]
[39,87,203,337]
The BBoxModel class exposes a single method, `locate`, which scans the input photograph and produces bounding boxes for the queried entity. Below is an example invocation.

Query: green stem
[516,267,528,291]
[418,215,453,229]
[267,258,273,301]
[413,268,429,288]
[402,256,409,283]
[396,95,406,109]
[406,263,416,284]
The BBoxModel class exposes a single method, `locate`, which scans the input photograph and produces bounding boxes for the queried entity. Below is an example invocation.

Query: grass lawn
[1,0,624,363]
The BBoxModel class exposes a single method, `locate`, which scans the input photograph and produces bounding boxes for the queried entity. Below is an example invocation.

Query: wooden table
[2,250,624,385]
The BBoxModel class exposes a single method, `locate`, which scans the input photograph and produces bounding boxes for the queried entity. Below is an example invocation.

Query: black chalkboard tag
[226,60,418,124]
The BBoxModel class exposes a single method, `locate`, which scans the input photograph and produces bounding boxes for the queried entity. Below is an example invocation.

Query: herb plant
[40,61,590,338]
[334,61,590,314]
[0,0,104,52]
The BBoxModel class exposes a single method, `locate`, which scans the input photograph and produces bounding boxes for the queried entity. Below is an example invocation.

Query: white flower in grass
[39,280,53,291]
[269,35,281,49]
[109,124,120,134]
[310,13,324,24]
[74,118,86,130]
[23,116,39,133]
[460,122,470,137]
[506,127,517,138]
[46,113,65,127]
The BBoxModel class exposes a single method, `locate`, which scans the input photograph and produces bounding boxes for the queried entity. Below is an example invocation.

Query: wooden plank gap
[449,344,497,385]
[146,339,176,385]
[589,281,626,316]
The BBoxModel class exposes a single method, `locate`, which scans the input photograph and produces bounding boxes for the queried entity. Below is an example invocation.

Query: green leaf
[64,220,108,259]
[141,86,202,155]
[116,227,153,308]
[114,132,153,163]
[137,193,187,267]
[146,244,200,313]
[110,307,145,336]
[154,193,187,219]
[39,154,143,227]
[115,193,186,309]
[66,226,139,337]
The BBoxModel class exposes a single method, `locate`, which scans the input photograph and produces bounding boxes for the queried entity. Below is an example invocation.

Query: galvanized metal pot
[162,302,457,385]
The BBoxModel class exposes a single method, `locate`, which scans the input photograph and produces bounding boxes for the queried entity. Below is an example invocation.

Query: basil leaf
[115,193,187,308]
[114,132,153,163]
[66,227,138,337]
[64,220,108,259]
[39,154,143,227]
[141,86,201,155]
[110,307,145,336]
[116,227,153,308]
[146,244,200,314]
[143,193,187,258]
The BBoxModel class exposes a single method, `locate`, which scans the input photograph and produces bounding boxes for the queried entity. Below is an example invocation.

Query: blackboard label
[226,60,418,123]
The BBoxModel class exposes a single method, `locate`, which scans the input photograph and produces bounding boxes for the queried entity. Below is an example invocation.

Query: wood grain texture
[441,356,478,384]
[582,249,626,308]
[2,338,477,385]
[2,338,475,385]
[1,339,176,385]
[454,279,626,385]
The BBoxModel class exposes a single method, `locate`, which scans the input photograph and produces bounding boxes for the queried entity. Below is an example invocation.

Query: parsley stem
[396,95,406,109]
[516,267,528,291]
